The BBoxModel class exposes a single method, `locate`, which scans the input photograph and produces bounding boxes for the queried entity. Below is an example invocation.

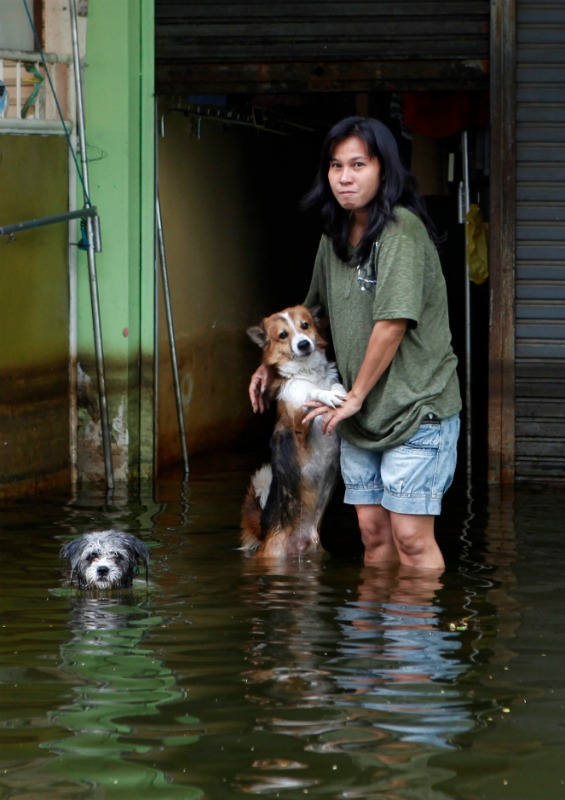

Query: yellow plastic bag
[465,203,489,285]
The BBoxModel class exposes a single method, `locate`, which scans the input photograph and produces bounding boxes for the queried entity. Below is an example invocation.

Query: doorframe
[488,0,517,484]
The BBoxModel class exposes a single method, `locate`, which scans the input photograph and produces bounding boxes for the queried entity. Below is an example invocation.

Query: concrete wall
[156,109,327,467]
[156,112,272,464]
[0,134,70,497]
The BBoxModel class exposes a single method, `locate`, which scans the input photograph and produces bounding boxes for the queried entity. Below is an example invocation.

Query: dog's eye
[87,552,99,563]
[111,552,124,561]
[300,321,309,330]
[279,330,288,340]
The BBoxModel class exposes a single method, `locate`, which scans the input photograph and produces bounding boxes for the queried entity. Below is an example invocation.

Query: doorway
[156,91,489,483]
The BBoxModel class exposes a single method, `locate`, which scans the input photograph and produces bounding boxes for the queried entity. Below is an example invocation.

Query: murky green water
[1,448,565,799]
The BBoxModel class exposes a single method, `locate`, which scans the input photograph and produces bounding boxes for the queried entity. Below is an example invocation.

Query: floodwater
[1,447,565,800]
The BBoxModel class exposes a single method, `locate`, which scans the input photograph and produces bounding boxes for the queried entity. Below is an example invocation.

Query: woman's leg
[377,414,460,570]
[342,416,459,569]
[355,504,399,565]
[355,505,444,569]
[390,512,444,570]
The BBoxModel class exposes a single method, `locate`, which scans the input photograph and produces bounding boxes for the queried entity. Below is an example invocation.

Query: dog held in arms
[61,530,150,590]
[241,305,347,558]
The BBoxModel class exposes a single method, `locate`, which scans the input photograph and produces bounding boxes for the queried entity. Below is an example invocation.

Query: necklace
[356,240,379,291]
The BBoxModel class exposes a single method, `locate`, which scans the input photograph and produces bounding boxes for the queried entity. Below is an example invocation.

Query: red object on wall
[402,91,489,138]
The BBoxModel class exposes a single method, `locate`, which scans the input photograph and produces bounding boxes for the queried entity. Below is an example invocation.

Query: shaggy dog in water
[61,530,150,590]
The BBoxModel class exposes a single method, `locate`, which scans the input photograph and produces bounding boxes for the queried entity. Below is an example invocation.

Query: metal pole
[156,189,189,475]
[0,206,98,238]
[460,131,472,483]
[69,0,114,490]
[0,48,71,64]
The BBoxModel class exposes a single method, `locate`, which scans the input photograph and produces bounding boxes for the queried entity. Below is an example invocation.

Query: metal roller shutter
[515,0,565,480]
[155,1,489,93]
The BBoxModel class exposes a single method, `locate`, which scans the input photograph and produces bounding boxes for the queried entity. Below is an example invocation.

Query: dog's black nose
[97,566,110,577]
[297,339,312,353]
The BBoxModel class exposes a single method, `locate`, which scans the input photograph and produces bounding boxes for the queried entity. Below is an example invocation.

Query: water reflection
[433,486,565,799]
[38,594,203,798]
[332,566,470,732]
[235,559,477,797]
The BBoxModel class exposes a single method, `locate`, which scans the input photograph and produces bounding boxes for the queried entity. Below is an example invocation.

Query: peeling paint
[112,397,129,447]
[181,373,193,408]
[75,365,130,485]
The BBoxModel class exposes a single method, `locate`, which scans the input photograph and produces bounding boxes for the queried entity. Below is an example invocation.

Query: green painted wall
[0,134,71,496]
[76,0,155,483]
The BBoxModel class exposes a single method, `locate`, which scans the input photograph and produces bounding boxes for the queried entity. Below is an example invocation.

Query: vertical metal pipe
[156,189,189,475]
[461,131,472,483]
[69,0,114,490]
[68,60,79,489]
[153,100,160,480]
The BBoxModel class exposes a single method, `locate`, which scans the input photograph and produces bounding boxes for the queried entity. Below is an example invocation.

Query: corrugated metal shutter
[155,1,489,94]
[515,0,565,480]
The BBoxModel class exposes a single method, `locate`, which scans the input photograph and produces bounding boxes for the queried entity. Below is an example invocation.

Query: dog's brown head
[247,305,327,368]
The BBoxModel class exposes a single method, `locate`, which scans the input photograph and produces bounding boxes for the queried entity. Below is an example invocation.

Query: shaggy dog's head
[61,530,150,590]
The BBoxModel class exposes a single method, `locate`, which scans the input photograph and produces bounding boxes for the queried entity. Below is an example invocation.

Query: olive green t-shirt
[305,207,462,450]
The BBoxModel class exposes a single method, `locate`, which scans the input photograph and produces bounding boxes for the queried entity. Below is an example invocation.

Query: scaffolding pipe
[460,131,472,483]
[156,189,189,475]
[70,0,114,490]
[0,48,71,64]
[0,206,98,237]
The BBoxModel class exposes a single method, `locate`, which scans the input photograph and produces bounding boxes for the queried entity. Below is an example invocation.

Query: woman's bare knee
[355,505,399,564]
[390,513,444,569]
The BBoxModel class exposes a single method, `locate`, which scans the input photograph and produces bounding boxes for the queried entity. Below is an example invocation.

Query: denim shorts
[340,413,460,515]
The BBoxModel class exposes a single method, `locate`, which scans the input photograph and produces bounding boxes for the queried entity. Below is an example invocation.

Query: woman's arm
[348,317,408,405]
[303,318,408,434]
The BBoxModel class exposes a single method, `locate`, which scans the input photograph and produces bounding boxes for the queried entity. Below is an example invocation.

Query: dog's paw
[331,383,348,402]
[310,385,347,408]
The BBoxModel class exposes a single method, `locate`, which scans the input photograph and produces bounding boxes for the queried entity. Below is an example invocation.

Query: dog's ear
[119,532,150,564]
[60,538,83,569]
[307,304,331,339]
[247,323,268,348]
[127,534,150,565]
[307,305,323,324]
[123,533,150,581]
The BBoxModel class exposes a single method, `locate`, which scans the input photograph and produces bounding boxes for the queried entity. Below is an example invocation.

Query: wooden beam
[155,59,489,95]
[488,0,516,484]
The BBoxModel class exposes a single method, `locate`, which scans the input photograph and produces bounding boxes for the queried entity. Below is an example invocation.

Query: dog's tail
[240,464,272,550]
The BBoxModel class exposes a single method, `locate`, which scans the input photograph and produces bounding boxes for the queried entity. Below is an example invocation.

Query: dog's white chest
[277,358,340,407]
[279,376,322,407]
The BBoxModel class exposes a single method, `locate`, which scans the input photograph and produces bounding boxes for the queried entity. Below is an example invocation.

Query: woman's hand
[302,392,363,435]
[303,319,407,434]
[249,364,274,413]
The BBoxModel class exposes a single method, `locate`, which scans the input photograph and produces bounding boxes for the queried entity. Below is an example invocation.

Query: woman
[249,116,461,570]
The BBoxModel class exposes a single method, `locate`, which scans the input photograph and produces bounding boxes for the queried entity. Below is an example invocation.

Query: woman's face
[327,135,382,214]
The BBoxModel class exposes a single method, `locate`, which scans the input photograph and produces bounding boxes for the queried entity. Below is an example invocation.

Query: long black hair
[301,116,440,263]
